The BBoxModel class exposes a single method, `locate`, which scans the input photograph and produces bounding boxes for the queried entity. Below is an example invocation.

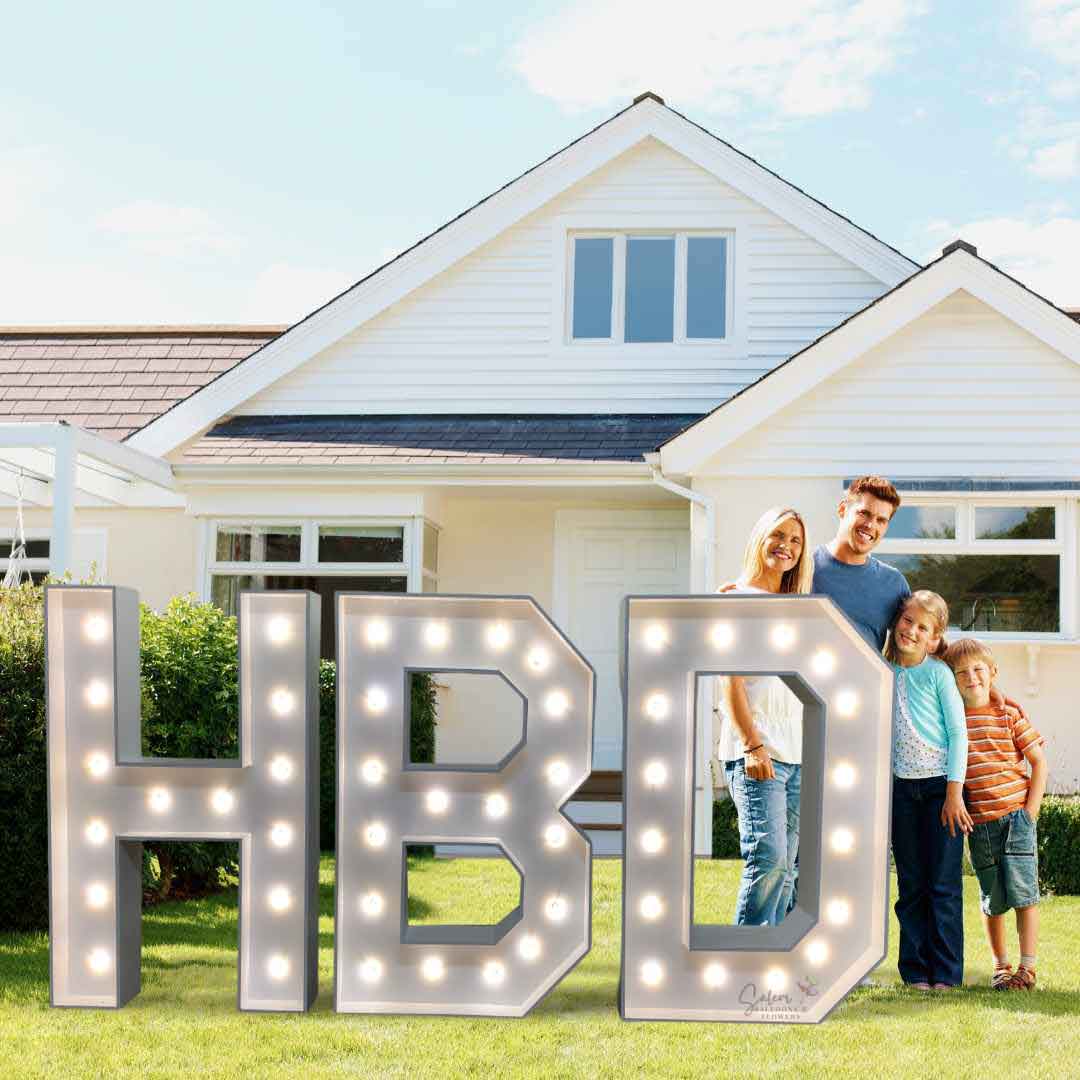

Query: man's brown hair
[844,475,901,515]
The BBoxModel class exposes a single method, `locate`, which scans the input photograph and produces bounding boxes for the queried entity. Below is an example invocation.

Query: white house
[4,93,1080,853]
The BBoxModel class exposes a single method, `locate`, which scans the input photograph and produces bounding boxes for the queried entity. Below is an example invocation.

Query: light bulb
[360,891,384,918]
[544,824,567,850]
[365,619,390,647]
[771,623,797,651]
[84,819,108,845]
[644,693,670,721]
[811,648,837,676]
[269,755,294,783]
[268,886,291,913]
[365,686,389,713]
[832,760,857,789]
[806,940,829,967]
[360,956,384,984]
[766,967,788,993]
[270,688,295,716]
[360,758,386,784]
[827,898,851,925]
[703,963,727,989]
[643,760,668,787]
[544,690,570,718]
[85,882,109,910]
[485,793,509,819]
[643,622,668,651]
[83,614,108,643]
[710,622,735,650]
[545,895,568,922]
[85,680,109,708]
[270,822,293,848]
[640,827,664,854]
[266,616,291,645]
[526,646,550,673]
[518,934,541,961]
[639,893,663,920]
[482,960,506,986]
[365,822,388,848]
[640,960,663,987]
[830,827,856,855]
[834,689,859,717]
[423,621,449,649]
[486,622,512,651]
[147,787,172,813]
[86,948,111,975]
[421,955,445,982]
[426,789,450,814]
[85,751,109,779]
[267,954,290,980]
[546,760,570,786]
[210,788,235,814]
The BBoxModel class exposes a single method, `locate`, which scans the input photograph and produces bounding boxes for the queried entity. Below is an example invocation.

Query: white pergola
[0,422,178,577]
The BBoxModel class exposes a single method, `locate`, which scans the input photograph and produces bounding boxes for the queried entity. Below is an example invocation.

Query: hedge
[0,583,436,931]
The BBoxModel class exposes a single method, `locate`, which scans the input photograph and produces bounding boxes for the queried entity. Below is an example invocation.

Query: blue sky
[1,0,1078,324]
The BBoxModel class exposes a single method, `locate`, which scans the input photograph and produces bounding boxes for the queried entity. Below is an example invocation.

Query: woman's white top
[714,584,803,765]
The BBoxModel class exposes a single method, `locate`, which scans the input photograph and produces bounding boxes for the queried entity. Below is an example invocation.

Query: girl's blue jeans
[724,759,801,926]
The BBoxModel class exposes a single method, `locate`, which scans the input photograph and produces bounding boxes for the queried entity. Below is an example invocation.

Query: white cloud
[1029,0,1080,65]
[1029,137,1080,179]
[96,200,241,257]
[510,0,923,116]
[924,216,1080,307]
[239,262,358,323]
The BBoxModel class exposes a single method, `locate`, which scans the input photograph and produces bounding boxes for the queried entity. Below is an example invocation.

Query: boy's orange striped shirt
[964,704,1043,825]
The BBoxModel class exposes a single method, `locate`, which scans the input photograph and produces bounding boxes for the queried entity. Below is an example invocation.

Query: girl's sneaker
[1007,965,1036,991]
[991,963,1013,990]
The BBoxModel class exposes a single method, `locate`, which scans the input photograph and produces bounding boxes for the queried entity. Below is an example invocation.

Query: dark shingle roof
[0,326,285,441]
[174,414,703,466]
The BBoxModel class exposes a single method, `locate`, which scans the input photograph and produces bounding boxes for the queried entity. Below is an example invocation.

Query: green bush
[1037,796,1080,896]
[711,794,741,858]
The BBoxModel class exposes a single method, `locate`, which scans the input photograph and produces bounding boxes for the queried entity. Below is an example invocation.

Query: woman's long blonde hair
[883,589,950,664]
[741,507,813,594]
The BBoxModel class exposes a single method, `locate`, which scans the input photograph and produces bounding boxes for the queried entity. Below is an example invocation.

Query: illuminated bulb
[364,619,390,647]
[85,751,109,779]
[811,648,837,676]
[827,898,852,925]
[147,787,172,814]
[269,755,294,783]
[485,622,512,651]
[365,822,388,848]
[421,955,445,982]
[643,760,668,787]
[518,934,542,961]
[832,760,857,789]
[771,623,797,651]
[360,891,384,918]
[545,895,569,922]
[806,940,829,967]
[703,963,728,989]
[210,788,235,814]
[482,960,506,986]
[426,789,450,814]
[270,688,295,716]
[766,967,788,993]
[360,957,384,984]
[268,886,292,913]
[87,948,111,975]
[526,646,550,673]
[544,690,570,718]
[365,686,389,713]
[546,760,570,786]
[644,693,670,721]
[640,960,664,987]
[84,819,108,845]
[643,622,668,651]
[485,792,509,819]
[266,615,291,645]
[270,822,293,848]
[639,893,663,920]
[83,614,108,643]
[86,680,109,708]
[830,827,856,855]
[710,622,735,650]
[834,690,859,717]
[640,827,664,854]
[360,758,386,785]
[544,824,568,850]
[267,954,290,981]
[85,882,109,910]
[423,621,449,648]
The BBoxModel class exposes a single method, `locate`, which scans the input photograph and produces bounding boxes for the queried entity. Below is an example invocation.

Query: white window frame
[565,230,735,346]
[877,494,1076,642]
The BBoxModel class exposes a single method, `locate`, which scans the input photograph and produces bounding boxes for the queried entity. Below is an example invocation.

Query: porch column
[49,425,75,578]
[690,497,714,857]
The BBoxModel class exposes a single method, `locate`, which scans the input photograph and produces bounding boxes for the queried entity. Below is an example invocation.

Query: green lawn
[2,857,1078,1079]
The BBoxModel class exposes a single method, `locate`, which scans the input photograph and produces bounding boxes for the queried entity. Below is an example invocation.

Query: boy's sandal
[1007,966,1036,991]
[990,964,1014,990]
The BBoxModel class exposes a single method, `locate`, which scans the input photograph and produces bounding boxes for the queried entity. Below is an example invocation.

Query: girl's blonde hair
[884,589,950,664]
[741,507,813,595]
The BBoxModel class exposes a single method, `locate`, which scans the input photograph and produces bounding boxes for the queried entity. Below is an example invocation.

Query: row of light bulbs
[357,818,570,851]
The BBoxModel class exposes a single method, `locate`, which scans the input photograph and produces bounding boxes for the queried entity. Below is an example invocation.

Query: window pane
[625,235,675,343]
[215,525,301,563]
[887,505,956,540]
[0,537,50,559]
[210,573,259,616]
[686,236,727,338]
[423,522,439,574]
[975,506,1055,540]
[877,554,1059,633]
[318,525,404,563]
[572,237,614,339]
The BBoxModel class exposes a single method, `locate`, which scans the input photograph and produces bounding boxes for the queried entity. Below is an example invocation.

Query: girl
[717,507,812,926]
[885,590,972,989]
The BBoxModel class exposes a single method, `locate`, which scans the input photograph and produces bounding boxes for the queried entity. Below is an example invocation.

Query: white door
[555,510,689,768]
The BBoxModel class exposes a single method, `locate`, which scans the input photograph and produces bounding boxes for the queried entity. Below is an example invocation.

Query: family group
[715,476,1049,992]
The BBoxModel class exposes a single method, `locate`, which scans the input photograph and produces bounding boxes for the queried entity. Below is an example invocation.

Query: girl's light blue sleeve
[936,662,968,783]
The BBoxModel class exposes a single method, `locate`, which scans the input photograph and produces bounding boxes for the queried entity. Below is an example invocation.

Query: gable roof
[125,93,919,458]
[659,242,1080,474]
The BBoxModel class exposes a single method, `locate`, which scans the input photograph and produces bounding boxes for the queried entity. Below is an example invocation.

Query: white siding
[707,291,1080,477]
[238,140,888,416]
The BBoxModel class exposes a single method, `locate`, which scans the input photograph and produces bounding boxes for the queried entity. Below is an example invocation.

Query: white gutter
[647,462,716,593]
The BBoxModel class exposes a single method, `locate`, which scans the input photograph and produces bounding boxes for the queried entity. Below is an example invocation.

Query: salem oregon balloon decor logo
[45,586,893,1024]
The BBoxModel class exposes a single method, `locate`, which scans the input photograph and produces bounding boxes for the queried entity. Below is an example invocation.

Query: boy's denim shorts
[967,808,1040,917]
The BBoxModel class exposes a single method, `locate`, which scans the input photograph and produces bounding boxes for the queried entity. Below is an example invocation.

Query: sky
[1,0,1078,325]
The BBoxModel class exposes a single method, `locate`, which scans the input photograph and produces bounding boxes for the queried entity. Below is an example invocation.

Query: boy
[944,638,1048,990]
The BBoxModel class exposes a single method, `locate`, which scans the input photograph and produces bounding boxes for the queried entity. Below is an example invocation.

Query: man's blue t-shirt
[811,545,911,652]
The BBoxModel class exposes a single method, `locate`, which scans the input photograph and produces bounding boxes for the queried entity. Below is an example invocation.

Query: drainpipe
[647,463,716,593]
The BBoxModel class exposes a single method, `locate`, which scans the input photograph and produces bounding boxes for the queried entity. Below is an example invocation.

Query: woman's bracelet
[743,743,764,754]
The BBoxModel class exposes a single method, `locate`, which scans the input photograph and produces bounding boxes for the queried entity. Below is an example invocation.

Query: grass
[2,858,1078,1079]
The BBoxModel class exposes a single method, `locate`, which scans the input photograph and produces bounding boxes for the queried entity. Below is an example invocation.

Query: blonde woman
[717,507,813,926]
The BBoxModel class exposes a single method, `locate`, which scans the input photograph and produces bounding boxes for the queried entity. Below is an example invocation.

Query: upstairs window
[569,232,731,344]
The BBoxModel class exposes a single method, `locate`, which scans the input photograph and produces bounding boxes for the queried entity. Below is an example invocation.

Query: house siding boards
[237,141,891,417]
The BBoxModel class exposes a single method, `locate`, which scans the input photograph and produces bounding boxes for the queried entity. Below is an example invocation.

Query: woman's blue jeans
[724,759,801,926]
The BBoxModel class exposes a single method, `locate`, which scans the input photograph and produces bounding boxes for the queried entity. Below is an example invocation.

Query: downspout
[647,462,716,593]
